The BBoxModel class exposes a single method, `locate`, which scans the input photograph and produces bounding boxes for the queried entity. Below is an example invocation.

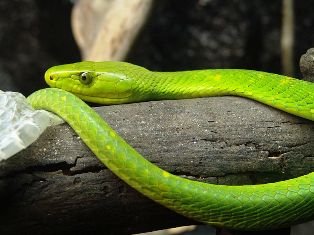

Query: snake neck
[143,70,235,99]
[136,69,314,121]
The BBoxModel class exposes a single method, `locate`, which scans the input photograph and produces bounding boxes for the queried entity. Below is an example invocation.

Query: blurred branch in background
[281,0,294,76]
[72,0,153,61]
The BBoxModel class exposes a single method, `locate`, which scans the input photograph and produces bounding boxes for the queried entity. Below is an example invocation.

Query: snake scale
[27,61,314,230]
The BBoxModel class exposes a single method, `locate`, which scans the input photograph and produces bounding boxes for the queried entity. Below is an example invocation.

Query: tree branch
[0,97,313,234]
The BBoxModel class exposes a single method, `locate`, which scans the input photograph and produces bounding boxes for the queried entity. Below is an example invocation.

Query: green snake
[27,61,314,230]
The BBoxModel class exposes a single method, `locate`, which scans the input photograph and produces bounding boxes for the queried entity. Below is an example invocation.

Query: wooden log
[0,96,313,234]
[300,48,314,82]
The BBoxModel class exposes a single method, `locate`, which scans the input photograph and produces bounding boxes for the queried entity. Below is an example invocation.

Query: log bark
[0,97,313,235]
[300,48,314,82]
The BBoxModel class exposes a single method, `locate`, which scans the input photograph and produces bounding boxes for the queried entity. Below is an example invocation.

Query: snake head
[45,61,147,104]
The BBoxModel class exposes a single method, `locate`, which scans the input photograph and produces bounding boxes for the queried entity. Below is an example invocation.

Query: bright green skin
[28,61,314,230]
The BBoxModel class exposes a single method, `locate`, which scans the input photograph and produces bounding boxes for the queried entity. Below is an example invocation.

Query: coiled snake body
[27,61,314,230]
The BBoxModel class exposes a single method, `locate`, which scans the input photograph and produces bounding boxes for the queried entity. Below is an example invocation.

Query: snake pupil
[80,72,92,85]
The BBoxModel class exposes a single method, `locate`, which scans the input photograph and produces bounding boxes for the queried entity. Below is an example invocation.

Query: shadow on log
[0,97,313,234]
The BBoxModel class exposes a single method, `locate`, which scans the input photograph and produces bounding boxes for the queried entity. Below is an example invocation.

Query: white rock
[0,90,63,161]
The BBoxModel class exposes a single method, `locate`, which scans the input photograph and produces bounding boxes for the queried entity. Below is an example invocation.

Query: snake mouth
[72,92,132,105]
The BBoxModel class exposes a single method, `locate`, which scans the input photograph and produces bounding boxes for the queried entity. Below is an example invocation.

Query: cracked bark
[0,96,313,235]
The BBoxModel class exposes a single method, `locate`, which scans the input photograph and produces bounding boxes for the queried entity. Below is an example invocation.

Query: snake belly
[27,61,314,230]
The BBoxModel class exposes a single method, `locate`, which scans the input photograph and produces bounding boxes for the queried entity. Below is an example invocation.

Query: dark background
[0,0,313,95]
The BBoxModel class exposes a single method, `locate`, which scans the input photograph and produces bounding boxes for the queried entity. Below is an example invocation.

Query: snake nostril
[50,76,53,81]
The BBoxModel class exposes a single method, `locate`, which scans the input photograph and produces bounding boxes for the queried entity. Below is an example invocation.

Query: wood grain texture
[0,96,313,234]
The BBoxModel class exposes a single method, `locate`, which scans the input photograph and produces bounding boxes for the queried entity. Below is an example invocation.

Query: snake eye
[79,72,93,85]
